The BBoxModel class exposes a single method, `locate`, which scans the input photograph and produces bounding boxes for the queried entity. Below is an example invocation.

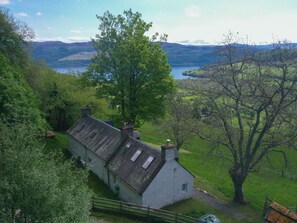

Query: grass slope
[139,122,297,222]
[45,126,297,223]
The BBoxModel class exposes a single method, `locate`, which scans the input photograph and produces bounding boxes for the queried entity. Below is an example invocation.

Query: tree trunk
[229,168,247,204]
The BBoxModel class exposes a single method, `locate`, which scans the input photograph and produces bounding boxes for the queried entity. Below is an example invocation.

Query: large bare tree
[163,94,193,151]
[193,33,297,203]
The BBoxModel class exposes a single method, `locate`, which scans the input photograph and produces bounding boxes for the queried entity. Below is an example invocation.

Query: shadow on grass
[88,171,118,200]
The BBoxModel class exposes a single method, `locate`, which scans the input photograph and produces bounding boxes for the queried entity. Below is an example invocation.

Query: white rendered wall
[142,160,193,209]
[68,136,109,184]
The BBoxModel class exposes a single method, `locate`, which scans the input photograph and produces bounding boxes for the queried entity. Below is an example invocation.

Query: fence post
[147,206,150,223]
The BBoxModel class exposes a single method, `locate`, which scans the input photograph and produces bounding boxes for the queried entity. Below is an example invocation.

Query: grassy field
[139,121,297,219]
[45,126,297,223]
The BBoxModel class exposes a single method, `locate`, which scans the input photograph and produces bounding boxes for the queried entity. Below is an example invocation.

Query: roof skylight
[142,156,154,169]
[131,149,142,162]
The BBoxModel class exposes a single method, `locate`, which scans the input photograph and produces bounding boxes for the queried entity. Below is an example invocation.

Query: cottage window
[122,143,132,155]
[131,149,142,162]
[126,143,132,149]
[76,124,85,133]
[142,156,154,169]
[182,183,188,192]
[89,132,97,139]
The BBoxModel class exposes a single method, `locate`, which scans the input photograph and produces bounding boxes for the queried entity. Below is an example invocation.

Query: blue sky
[1,0,297,44]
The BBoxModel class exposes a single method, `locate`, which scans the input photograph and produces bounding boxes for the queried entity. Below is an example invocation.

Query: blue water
[54,66,198,80]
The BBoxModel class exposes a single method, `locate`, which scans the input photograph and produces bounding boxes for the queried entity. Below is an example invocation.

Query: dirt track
[192,187,249,220]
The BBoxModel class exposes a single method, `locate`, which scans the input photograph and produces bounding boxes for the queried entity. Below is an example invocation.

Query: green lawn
[139,122,297,222]
[45,127,297,223]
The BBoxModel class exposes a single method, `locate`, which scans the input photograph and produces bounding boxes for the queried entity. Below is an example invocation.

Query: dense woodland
[1,6,297,223]
[0,8,93,223]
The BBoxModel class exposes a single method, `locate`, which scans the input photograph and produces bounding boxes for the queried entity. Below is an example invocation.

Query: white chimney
[161,139,179,161]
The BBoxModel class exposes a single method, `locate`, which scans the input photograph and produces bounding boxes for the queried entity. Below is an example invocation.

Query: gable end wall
[142,160,193,209]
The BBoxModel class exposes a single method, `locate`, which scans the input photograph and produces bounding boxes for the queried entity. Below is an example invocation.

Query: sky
[1,0,297,44]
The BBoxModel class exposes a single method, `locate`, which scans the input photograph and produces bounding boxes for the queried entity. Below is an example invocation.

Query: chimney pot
[120,121,134,138]
[161,139,179,162]
[81,106,92,117]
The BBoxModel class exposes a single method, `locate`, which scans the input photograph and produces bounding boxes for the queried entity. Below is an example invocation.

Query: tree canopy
[193,33,297,203]
[0,124,91,223]
[162,94,193,151]
[0,8,42,126]
[0,7,33,66]
[87,9,175,126]
[0,8,92,222]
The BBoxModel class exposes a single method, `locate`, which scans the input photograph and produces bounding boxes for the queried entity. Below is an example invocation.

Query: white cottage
[67,109,194,208]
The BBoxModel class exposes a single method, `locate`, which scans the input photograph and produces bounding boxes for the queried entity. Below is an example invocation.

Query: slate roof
[67,116,122,161]
[67,115,165,194]
[106,137,164,194]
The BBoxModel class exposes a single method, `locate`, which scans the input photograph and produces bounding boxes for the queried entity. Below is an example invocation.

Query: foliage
[182,67,208,78]
[162,94,194,150]
[192,33,297,203]
[139,121,297,222]
[87,9,175,126]
[0,54,43,126]
[0,123,92,223]
[0,8,43,127]
[0,7,33,66]
[24,62,110,130]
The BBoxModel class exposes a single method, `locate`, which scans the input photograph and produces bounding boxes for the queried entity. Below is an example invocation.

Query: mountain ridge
[28,41,277,68]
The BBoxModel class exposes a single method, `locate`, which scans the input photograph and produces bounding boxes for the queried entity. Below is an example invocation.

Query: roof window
[126,143,132,149]
[142,156,154,170]
[89,132,97,139]
[122,143,132,155]
[131,149,142,162]
[76,124,85,133]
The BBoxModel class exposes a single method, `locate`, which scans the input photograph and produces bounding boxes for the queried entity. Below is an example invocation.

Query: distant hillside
[28,41,220,68]
[28,41,94,68]
[160,42,218,66]
[28,41,279,69]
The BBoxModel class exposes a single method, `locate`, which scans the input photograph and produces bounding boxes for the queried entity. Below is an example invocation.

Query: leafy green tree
[0,54,43,126]
[0,7,33,66]
[193,33,297,204]
[87,9,175,126]
[0,123,92,223]
[0,8,43,127]
[24,62,111,130]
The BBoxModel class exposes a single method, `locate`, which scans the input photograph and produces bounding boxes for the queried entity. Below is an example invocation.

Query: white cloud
[67,36,90,42]
[0,0,10,5]
[70,27,85,34]
[34,36,65,42]
[36,12,43,16]
[184,5,201,18]
[70,30,82,34]
[16,12,28,17]
[178,39,210,45]
[60,14,69,20]
[35,35,89,43]
[46,26,53,31]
